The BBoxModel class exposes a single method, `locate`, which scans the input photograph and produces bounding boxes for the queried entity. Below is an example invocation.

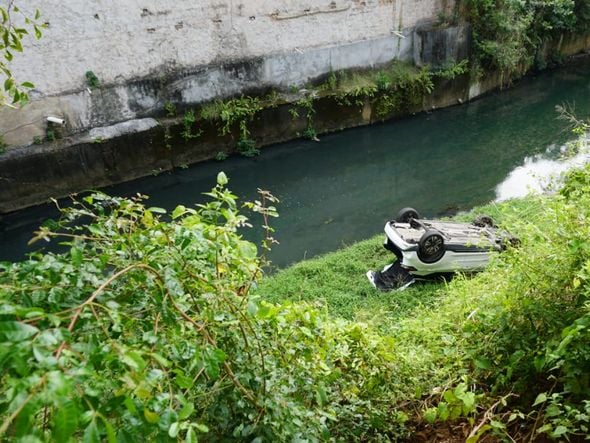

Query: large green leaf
[0,320,39,342]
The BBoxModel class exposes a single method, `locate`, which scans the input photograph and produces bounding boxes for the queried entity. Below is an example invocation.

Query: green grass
[255,163,590,439]
[257,236,447,330]
[256,197,545,331]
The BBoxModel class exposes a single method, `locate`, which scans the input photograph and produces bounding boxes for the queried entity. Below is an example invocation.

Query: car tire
[418,230,445,263]
[473,215,495,228]
[501,235,521,250]
[396,207,421,223]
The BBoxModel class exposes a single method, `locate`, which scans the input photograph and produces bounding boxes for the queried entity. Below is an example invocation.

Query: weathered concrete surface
[413,23,471,67]
[0,0,457,146]
[0,124,172,212]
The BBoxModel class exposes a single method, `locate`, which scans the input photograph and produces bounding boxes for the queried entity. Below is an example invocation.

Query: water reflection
[496,135,590,201]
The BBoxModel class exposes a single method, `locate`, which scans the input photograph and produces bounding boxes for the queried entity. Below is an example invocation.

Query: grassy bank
[255,168,590,440]
[256,198,542,331]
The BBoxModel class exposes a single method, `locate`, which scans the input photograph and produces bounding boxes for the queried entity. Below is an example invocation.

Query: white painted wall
[1,0,454,145]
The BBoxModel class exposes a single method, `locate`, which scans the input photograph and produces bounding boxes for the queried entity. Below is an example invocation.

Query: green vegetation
[85,71,100,89]
[0,173,409,441]
[0,134,6,153]
[4,154,590,440]
[430,59,470,80]
[256,160,590,440]
[464,0,590,82]
[180,109,202,141]
[294,96,317,140]
[0,3,44,107]
[320,62,436,118]
[215,151,228,161]
[45,127,56,142]
[164,101,177,117]
[176,60,458,156]
[201,96,261,157]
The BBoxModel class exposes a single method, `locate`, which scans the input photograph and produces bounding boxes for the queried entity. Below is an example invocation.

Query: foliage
[85,71,99,89]
[215,151,228,161]
[180,109,201,141]
[32,135,42,145]
[294,96,317,141]
[0,3,44,107]
[329,62,434,117]
[422,382,481,425]
[45,127,55,142]
[236,138,259,157]
[0,174,416,441]
[259,146,590,440]
[430,59,469,80]
[164,101,177,117]
[463,0,588,82]
[435,9,460,27]
[201,96,261,157]
[373,64,434,118]
[324,71,338,91]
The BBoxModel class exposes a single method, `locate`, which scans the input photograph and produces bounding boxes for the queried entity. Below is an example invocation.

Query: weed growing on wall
[85,71,99,89]
[181,109,202,141]
[0,134,6,153]
[164,101,177,117]
[320,62,435,118]
[430,59,469,80]
[215,151,228,161]
[201,96,262,156]
[294,96,318,140]
[45,127,56,142]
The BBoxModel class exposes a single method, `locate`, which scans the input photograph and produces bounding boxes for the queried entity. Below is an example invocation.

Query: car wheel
[473,215,495,228]
[396,207,421,223]
[418,230,445,263]
[501,234,521,250]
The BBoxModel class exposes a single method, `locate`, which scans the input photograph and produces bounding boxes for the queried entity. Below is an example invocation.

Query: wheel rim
[424,236,443,255]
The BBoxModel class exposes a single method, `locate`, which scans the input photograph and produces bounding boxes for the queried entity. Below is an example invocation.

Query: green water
[1,61,590,268]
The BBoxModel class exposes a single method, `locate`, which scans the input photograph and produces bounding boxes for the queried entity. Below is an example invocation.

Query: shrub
[0,174,410,441]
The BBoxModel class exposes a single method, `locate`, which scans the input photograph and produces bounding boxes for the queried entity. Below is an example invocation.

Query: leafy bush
[0,173,411,441]
[464,0,588,82]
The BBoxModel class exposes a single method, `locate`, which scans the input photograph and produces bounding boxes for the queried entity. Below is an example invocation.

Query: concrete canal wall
[1,0,456,146]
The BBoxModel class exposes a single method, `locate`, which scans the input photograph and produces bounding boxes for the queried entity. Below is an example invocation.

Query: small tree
[0,2,44,107]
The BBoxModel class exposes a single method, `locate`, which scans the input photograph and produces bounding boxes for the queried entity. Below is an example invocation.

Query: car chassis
[367,208,516,291]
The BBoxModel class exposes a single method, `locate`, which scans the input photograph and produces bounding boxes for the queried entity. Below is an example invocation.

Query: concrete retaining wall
[1,0,456,146]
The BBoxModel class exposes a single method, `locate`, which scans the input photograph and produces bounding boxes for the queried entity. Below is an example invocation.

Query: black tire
[501,235,521,250]
[396,207,421,223]
[418,230,445,263]
[473,215,495,228]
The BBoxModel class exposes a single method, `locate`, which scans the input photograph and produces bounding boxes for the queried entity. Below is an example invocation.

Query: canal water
[2,60,590,268]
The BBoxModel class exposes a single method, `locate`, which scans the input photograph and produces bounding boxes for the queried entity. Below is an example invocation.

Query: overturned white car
[367,208,518,291]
